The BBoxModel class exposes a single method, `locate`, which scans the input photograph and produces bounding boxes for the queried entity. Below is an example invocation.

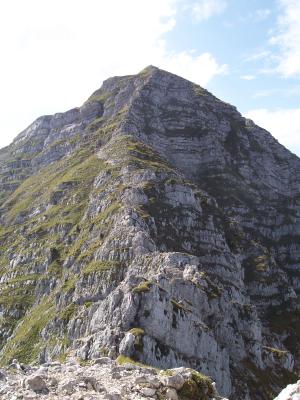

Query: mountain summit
[0,66,299,399]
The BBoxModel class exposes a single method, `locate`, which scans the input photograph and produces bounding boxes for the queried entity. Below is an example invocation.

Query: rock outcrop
[0,66,299,399]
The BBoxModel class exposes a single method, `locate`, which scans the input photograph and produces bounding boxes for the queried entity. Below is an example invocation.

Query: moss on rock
[178,371,214,400]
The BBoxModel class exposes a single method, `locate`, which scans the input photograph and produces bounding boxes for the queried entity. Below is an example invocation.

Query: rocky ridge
[0,357,227,400]
[0,66,299,399]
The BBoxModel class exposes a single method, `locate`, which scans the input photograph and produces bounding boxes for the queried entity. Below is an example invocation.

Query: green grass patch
[132,281,152,294]
[263,346,288,359]
[61,303,78,322]
[61,276,77,293]
[129,327,145,336]
[82,260,121,276]
[116,355,149,368]
[0,296,56,365]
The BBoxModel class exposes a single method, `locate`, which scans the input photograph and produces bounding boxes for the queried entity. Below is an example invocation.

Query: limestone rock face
[0,66,299,400]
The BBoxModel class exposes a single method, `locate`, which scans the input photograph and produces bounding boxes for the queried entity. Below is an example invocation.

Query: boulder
[26,375,48,393]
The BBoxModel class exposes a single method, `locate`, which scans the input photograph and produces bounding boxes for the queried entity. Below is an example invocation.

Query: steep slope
[0,66,299,400]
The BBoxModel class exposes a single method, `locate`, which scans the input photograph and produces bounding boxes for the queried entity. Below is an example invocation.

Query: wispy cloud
[253,89,279,98]
[192,0,227,21]
[245,108,300,156]
[240,8,272,23]
[253,86,300,98]
[269,0,300,77]
[245,50,272,62]
[244,49,281,76]
[241,75,256,81]
[244,2,300,78]
[253,8,271,21]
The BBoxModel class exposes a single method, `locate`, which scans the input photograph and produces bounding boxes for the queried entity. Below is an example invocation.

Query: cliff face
[0,66,299,399]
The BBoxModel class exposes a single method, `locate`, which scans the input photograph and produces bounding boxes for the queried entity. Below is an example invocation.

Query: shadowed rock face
[0,66,299,400]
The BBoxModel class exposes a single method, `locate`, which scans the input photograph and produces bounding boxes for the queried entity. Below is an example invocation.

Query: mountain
[0,66,299,399]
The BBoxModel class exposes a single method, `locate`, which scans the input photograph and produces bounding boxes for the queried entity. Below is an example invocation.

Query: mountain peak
[139,64,159,73]
[0,67,299,400]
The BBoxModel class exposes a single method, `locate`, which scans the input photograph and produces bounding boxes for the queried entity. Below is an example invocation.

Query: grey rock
[25,375,48,393]
[166,388,178,400]
[0,369,6,381]
[119,332,136,357]
[140,387,156,397]
[161,373,185,390]
[92,357,113,365]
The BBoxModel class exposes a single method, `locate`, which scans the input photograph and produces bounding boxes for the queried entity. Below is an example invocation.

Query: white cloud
[192,0,227,21]
[241,75,256,80]
[162,51,228,83]
[245,50,272,62]
[0,0,226,149]
[245,108,300,156]
[270,0,300,77]
[245,2,300,77]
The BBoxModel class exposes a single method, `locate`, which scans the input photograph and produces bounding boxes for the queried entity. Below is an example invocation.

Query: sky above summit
[0,0,300,155]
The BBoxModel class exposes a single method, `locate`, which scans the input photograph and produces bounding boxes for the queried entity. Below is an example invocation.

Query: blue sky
[182,1,299,106]
[172,0,283,110]
[0,0,299,154]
